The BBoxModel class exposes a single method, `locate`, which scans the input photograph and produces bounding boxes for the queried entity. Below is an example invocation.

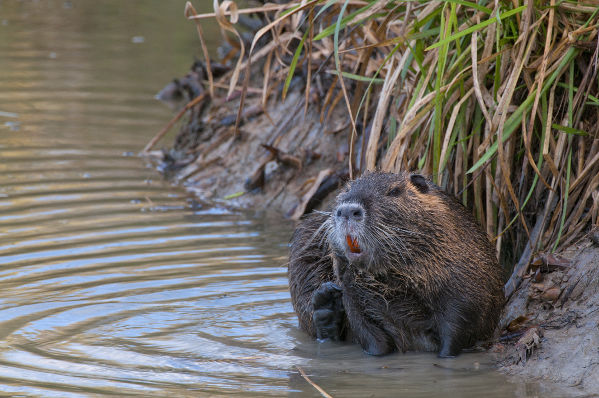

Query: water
[0,1,575,397]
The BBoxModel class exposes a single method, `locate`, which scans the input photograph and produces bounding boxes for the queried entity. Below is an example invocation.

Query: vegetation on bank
[162,1,598,277]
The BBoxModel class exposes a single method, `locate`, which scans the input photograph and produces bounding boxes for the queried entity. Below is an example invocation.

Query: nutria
[288,171,504,357]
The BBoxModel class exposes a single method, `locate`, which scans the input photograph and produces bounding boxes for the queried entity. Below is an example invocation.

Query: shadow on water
[0,1,578,396]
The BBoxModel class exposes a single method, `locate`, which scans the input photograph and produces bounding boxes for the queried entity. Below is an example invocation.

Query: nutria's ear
[410,174,429,193]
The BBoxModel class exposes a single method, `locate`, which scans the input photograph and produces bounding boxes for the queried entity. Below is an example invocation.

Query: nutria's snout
[332,202,366,260]
[335,203,364,222]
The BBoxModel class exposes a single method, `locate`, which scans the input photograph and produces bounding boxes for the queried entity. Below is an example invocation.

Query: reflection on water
[0,1,577,397]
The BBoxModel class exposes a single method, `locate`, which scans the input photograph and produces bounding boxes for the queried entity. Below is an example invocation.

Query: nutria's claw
[312,282,345,341]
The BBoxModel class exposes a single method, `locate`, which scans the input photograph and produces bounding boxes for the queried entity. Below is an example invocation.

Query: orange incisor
[346,235,361,253]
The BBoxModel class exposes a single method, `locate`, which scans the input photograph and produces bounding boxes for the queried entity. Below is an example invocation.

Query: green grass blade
[282,29,309,100]
[333,0,350,71]
[326,70,385,84]
[587,94,599,104]
[314,1,376,41]
[551,124,588,136]
[223,191,246,200]
[552,61,576,250]
[425,6,526,51]
[314,0,336,20]
[443,0,492,14]
[433,4,453,181]
[553,148,571,251]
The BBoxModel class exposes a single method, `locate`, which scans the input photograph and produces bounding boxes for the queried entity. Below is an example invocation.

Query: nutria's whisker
[373,225,410,267]
[305,217,331,249]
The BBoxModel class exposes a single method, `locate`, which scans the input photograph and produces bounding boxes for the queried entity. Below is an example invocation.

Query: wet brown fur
[288,171,504,356]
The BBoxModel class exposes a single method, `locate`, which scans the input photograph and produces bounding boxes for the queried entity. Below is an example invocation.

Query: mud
[498,231,599,396]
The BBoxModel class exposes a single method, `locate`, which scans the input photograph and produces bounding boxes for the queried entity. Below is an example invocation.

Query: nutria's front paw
[312,282,345,341]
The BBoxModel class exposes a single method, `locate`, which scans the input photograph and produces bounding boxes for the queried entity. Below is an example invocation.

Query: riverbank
[145,87,348,218]
[143,56,351,219]
[497,231,599,395]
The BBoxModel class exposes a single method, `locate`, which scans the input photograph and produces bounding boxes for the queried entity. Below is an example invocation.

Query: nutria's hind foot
[363,338,395,356]
[312,282,345,341]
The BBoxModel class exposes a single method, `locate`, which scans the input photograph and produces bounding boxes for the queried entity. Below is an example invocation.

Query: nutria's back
[288,171,504,356]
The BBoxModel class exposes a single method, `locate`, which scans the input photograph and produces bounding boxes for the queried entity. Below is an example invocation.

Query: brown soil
[496,231,599,396]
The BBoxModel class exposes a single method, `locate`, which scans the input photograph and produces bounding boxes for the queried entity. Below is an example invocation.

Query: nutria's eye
[410,174,429,193]
[387,186,402,197]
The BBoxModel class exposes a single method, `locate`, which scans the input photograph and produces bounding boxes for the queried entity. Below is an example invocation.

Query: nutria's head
[329,171,437,273]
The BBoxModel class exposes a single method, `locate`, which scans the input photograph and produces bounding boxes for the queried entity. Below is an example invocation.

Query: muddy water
[0,1,573,397]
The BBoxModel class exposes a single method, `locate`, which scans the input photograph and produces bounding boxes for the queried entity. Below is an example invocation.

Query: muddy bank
[145,62,351,218]
[497,231,599,396]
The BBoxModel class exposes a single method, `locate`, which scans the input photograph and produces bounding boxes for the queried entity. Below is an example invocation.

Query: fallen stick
[504,207,545,300]
[142,91,209,153]
[296,366,333,398]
